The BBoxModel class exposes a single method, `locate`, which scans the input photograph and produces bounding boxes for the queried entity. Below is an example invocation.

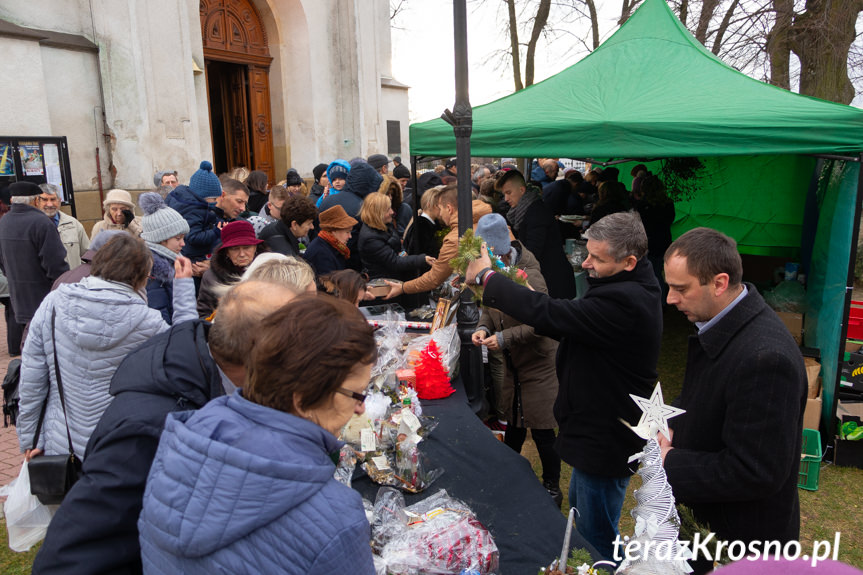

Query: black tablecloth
[352,377,599,574]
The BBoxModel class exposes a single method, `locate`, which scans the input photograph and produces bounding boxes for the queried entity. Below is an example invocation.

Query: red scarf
[319,230,350,259]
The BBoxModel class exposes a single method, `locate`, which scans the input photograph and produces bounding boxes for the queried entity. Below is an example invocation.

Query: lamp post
[442,0,485,416]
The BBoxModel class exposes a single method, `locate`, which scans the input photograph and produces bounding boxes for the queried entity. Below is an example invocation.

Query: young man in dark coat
[0,182,69,328]
[31,281,298,575]
[661,227,806,575]
[497,169,576,299]
[258,195,317,258]
[465,211,662,562]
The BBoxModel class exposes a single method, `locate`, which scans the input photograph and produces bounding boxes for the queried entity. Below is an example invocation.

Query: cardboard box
[837,399,863,420]
[777,312,803,345]
[803,397,822,432]
[804,358,821,398]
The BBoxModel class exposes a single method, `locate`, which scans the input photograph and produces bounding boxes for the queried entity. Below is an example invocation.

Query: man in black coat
[661,227,806,575]
[466,211,662,562]
[0,182,69,329]
[31,281,298,575]
[258,195,317,258]
[497,169,576,299]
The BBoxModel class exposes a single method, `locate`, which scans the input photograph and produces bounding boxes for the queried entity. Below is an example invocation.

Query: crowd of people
[0,155,809,575]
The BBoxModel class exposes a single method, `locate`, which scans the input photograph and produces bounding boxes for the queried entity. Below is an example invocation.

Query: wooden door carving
[201,0,275,182]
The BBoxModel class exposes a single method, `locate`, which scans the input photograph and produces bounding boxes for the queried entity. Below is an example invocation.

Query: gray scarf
[146,241,179,264]
[506,186,541,233]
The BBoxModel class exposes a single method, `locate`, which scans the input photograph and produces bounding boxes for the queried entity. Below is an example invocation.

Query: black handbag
[28,310,82,505]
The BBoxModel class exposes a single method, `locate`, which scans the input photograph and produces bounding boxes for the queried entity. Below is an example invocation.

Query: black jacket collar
[696,283,764,360]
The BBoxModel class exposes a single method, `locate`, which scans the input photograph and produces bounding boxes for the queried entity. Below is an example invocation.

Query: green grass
[0,521,39,574]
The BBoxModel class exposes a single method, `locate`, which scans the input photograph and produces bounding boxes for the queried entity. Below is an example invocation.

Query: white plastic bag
[4,462,55,551]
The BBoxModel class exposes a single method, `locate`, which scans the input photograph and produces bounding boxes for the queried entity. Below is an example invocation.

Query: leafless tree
[479,0,863,104]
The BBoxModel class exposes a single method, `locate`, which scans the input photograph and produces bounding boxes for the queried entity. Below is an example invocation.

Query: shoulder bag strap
[30,395,48,451]
[50,309,76,458]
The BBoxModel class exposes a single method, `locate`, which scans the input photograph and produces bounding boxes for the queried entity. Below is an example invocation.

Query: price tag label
[371,455,390,470]
[402,409,422,433]
[360,428,377,452]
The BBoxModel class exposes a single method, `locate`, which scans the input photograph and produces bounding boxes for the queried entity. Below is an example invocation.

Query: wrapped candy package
[372,488,499,575]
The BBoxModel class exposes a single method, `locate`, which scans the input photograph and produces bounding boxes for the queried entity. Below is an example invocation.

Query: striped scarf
[319,230,350,259]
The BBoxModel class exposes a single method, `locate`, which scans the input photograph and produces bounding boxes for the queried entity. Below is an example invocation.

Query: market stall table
[352,376,600,573]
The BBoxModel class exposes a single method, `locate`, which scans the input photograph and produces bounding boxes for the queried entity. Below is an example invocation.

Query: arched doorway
[200,0,275,183]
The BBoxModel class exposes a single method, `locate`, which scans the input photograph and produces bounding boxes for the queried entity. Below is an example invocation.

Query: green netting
[805,160,860,433]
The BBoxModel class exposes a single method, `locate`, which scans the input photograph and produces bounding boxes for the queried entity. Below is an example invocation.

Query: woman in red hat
[197,220,266,318]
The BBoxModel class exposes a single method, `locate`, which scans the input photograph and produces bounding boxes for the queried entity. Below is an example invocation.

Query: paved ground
[0,311,23,487]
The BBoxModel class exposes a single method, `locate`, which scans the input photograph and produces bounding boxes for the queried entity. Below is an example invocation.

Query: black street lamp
[441,0,485,417]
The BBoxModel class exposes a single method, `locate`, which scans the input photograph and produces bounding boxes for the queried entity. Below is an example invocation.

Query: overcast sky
[390,1,862,124]
[390,1,632,123]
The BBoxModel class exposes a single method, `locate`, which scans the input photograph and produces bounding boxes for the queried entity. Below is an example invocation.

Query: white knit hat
[139,192,190,243]
[102,188,136,210]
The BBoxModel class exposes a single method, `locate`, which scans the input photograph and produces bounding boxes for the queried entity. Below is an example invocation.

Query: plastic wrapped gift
[372,488,499,575]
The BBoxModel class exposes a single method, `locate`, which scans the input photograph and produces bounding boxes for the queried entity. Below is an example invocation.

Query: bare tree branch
[711,0,740,54]
[506,0,524,91]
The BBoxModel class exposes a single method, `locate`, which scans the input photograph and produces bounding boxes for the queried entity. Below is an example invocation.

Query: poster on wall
[0,144,14,177]
[19,142,44,176]
[42,143,65,201]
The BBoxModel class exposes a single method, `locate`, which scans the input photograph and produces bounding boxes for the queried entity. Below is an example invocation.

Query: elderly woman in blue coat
[17,234,196,460]
[138,295,377,575]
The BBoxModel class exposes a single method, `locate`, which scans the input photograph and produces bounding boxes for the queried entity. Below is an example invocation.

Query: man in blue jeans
[466,211,662,561]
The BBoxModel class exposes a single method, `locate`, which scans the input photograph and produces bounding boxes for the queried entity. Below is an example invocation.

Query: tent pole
[830,153,863,446]
[410,155,419,215]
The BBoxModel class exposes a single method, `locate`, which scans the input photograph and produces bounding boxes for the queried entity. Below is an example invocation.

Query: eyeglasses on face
[334,387,367,403]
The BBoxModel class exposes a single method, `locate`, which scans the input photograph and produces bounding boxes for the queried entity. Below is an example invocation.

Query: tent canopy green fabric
[409,0,863,442]
[409,0,863,158]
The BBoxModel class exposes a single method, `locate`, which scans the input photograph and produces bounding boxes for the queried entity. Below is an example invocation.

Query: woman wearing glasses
[138,294,377,574]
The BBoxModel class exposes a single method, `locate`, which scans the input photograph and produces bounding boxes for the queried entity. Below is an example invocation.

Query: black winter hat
[367,154,389,170]
[312,163,328,183]
[285,169,304,187]
[393,164,411,180]
[9,181,41,197]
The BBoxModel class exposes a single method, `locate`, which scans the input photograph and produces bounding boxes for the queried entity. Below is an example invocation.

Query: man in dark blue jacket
[31,280,298,575]
[166,161,224,262]
[0,182,69,330]
[466,211,662,562]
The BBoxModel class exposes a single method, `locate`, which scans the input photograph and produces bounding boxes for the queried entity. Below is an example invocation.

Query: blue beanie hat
[189,161,222,200]
[326,160,351,183]
[475,213,512,257]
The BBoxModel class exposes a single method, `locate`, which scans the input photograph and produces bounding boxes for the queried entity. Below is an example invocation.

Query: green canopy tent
[409,0,863,444]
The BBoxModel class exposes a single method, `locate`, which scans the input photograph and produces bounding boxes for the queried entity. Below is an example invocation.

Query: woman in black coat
[378,175,414,237]
[244,170,270,215]
[357,192,433,280]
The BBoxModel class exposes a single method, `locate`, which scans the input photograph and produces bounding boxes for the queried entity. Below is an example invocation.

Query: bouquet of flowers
[450,229,529,301]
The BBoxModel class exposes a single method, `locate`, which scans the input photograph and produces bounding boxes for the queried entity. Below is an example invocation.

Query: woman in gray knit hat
[139,192,192,323]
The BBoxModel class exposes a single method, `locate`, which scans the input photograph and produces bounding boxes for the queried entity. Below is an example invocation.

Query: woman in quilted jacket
[16,234,196,460]
[139,295,377,575]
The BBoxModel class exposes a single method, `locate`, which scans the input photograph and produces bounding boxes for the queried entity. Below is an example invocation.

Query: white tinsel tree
[616,383,692,575]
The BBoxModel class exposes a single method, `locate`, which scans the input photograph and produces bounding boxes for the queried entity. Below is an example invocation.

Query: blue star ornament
[629,382,685,441]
